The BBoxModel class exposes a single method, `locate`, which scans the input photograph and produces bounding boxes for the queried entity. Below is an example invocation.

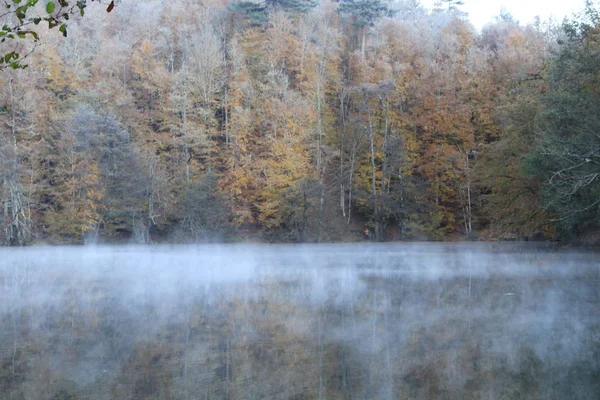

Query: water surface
[1,243,599,399]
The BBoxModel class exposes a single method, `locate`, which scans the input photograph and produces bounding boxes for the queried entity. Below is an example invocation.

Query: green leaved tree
[526,3,600,235]
[0,0,113,69]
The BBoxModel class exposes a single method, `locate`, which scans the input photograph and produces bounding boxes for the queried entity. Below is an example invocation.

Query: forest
[1,0,600,245]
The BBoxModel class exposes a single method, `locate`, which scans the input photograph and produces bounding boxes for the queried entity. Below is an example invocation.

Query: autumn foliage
[0,0,597,244]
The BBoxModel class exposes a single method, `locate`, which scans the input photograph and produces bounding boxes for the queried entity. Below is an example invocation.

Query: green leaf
[32,17,41,24]
[46,1,54,13]
[77,0,86,16]
[15,5,27,19]
[17,32,26,38]
[1,53,17,62]
[59,23,67,37]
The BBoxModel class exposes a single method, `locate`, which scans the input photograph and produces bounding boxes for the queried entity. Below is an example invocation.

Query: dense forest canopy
[1,0,599,244]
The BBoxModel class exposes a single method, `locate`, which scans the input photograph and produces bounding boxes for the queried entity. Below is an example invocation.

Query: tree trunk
[368,117,380,240]
[316,73,325,242]
[339,90,347,217]
[347,139,358,225]
[461,151,473,238]
[361,27,366,62]
[378,98,390,239]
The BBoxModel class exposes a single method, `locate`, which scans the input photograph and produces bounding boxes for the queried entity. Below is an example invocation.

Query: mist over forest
[1,3,599,399]
[1,0,599,245]
[1,244,599,399]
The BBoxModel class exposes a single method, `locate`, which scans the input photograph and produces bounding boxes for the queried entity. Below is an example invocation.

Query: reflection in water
[1,243,599,399]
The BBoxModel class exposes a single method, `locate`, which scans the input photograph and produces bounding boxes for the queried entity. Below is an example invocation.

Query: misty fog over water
[1,243,599,399]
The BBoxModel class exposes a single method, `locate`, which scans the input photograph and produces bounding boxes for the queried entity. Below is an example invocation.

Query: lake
[1,243,599,399]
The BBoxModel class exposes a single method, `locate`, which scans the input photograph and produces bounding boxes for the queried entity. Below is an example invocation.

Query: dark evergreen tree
[229,0,318,26]
[526,4,600,233]
[337,0,392,27]
[337,0,393,60]
[436,0,464,12]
